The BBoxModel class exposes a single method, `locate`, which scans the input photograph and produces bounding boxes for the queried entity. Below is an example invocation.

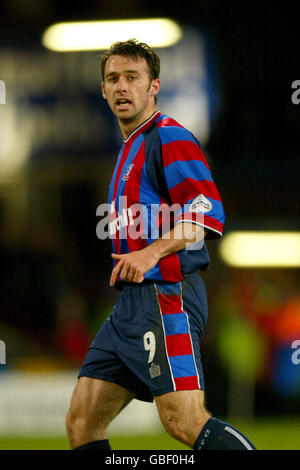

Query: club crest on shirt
[189,194,212,213]
[122,163,134,181]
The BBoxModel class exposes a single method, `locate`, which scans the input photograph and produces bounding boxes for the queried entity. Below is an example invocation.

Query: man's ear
[101,81,107,99]
[150,78,160,99]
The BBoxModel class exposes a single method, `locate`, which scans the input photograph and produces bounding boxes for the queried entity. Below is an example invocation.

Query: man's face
[101,54,160,123]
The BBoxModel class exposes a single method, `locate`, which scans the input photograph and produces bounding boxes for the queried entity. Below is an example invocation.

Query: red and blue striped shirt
[108,110,225,282]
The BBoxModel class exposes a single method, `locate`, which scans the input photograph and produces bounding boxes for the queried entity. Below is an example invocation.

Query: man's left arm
[110,223,207,286]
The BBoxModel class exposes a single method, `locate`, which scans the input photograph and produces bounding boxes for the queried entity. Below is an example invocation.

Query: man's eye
[128,76,136,80]
[108,77,117,82]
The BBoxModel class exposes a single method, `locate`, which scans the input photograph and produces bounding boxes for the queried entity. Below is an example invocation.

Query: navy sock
[74,439,111,450]
[194,417,256,450]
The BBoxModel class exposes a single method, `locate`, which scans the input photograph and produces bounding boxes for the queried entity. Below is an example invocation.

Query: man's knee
[65,377,135,448]
[65,405,89,436]
[159,407,209,443]
[65,398,104,447]
[65,378,108,446]
[160,410,187,442]
[155,390,211,446]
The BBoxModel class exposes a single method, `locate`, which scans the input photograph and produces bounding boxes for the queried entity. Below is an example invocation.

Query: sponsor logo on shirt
[95,196,205,251]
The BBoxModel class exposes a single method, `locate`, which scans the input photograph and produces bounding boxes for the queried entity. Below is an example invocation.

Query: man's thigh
[78,314,154,403]
[68,376,136,428]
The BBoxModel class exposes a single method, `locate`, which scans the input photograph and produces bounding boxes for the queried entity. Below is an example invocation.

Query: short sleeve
[159,126,225,239]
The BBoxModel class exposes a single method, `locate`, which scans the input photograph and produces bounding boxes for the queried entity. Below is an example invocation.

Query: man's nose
[116,76,128,92]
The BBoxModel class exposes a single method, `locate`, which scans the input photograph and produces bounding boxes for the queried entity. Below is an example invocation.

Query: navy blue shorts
[78,271,208,402]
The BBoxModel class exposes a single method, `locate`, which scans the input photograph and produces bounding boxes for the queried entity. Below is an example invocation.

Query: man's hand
[110,246,160,286]
[110,223,207,286]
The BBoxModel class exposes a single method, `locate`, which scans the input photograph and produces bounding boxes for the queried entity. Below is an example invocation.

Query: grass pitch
[0,418,299,450]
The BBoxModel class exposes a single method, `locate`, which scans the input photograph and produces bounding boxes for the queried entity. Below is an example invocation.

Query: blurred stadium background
[0,1,299,450]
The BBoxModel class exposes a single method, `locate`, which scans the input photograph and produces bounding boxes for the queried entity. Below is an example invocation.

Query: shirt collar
[123,110,161,144]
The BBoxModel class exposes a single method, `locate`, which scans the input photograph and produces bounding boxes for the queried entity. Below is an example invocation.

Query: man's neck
[118,106,158,140]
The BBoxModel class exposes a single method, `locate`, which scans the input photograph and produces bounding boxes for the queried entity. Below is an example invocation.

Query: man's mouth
[115,98,132,109]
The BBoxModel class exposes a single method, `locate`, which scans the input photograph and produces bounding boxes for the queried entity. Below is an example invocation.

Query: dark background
[2,1,299,216]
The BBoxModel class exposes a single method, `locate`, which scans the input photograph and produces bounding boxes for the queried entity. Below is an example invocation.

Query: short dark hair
[101,38,160,82]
